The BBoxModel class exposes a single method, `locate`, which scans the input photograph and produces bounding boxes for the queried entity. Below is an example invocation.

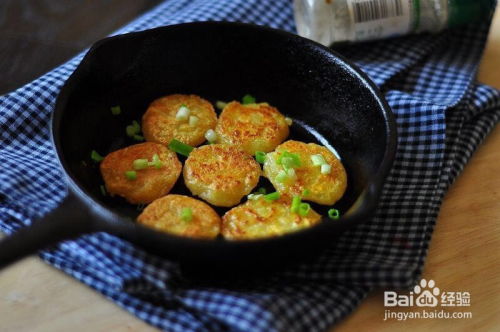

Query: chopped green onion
[148,154,163,169]
[125,170,137,180]
[311,154,326,166]
[110,105,121,115]
[168,139,194,157]
[133,158,149,170]
[275,170,288,183]
[180,207,193,222]
[189,115,199,126]
[242,94,256,104]
[285,117,293,126]
[298,202,310,216]
[264,191,280,201]
[286,168,296,179]
[302,189,311,197]
[291,195,301,213]
[99,185,106,196]
[257,187,267,194]
[278,151,301,168]
[255,151,266,164]
[133,134,144,141]
[132,120,140,131]
[176,105,190,121]
[126,125,136,137]
[216,101,227,110]
[91,150,104,163]
[247,193,263,200]
[280,157,294,169]
[126,120,141,137]
[328,208,340,220]
[205,129,217,143]
[321,163,332,174]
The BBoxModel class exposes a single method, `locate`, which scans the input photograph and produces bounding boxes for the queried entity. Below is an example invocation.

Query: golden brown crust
[137,195,221,239]
[142,94,217,146]
[221,195,321,240]
[100,142,182,204]
[183,144,261,207]
[263,140,347,205]
[215,101,289,155]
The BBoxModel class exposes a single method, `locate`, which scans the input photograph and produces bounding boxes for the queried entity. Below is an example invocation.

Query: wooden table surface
[1,6,499,332]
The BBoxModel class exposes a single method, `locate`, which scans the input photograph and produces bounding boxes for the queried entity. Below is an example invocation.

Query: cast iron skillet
[0,22,397,274]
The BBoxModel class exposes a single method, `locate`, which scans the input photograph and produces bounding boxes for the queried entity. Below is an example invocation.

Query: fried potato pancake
[215,101,289,155]
[142,94,217,146]
[183,144,261,207]
[263,140,347,205]
[222,195,321,240]
[137,194,221,239]
[100,142,181,204]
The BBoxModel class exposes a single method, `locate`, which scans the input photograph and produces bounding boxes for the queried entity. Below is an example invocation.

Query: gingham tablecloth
[1,1,499,331]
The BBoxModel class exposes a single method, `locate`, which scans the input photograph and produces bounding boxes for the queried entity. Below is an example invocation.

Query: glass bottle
[294,0,496,46]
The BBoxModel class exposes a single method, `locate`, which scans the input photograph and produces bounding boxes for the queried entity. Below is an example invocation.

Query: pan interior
[56,23,389,224]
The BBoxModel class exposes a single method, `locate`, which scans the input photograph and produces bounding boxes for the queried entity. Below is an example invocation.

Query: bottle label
[347,0,413,41]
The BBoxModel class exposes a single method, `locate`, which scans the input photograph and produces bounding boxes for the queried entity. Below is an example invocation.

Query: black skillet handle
[0,190,94,269]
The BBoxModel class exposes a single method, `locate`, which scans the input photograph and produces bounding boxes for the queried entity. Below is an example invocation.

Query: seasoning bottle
[293,0,496,46]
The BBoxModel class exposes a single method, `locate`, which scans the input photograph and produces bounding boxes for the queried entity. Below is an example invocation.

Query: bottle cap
[448,0,496,28]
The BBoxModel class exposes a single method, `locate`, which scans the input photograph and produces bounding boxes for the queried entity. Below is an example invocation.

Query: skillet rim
[51,21,397,249]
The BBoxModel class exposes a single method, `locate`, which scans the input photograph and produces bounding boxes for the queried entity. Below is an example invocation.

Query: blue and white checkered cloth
[1,1,499,331]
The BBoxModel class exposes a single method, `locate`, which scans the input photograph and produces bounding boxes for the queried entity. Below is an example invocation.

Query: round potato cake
[183,144,261,207]
[215,101,289,155]
[222,195,322,240]
[263,140,347,205]
[137,195,221,239]
[142,94,217,146]
[100,142,182,204]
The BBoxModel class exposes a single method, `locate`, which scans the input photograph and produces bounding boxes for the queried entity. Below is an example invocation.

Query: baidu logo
[383,279,472,321]
[385,279,440,307]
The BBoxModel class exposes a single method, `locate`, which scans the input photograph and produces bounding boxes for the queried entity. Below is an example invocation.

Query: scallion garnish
[298,202,310,216]
[285,117,293,126]
[148,154,163,169]
[257,187,267,194]
[205,129,217,143]
[133,134,145,141]
[91,150,104,163]
[189,115,199,126]
[126,125,136,137]
[180,207,193,222]
[255,151,266,164]
[275,170,288,183]
[278,151,301,169]
[176,105,190,121]
[100,185,106,196]
[133,158,149,170]
[132,120,140,131]
[302,189,311,197]
[125,170,137,180]
[321,163,332,174]
[216,101,227,110]
[328,208,340,220]
[126,120,141,137]
[168,139,194,157]
[242,94,256,104]
[291,195,301,213]
[264,191,280,201]
[247,193,263,200]
[311,154,326,166]
[286,168,296,180]
[110,105,121,115]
